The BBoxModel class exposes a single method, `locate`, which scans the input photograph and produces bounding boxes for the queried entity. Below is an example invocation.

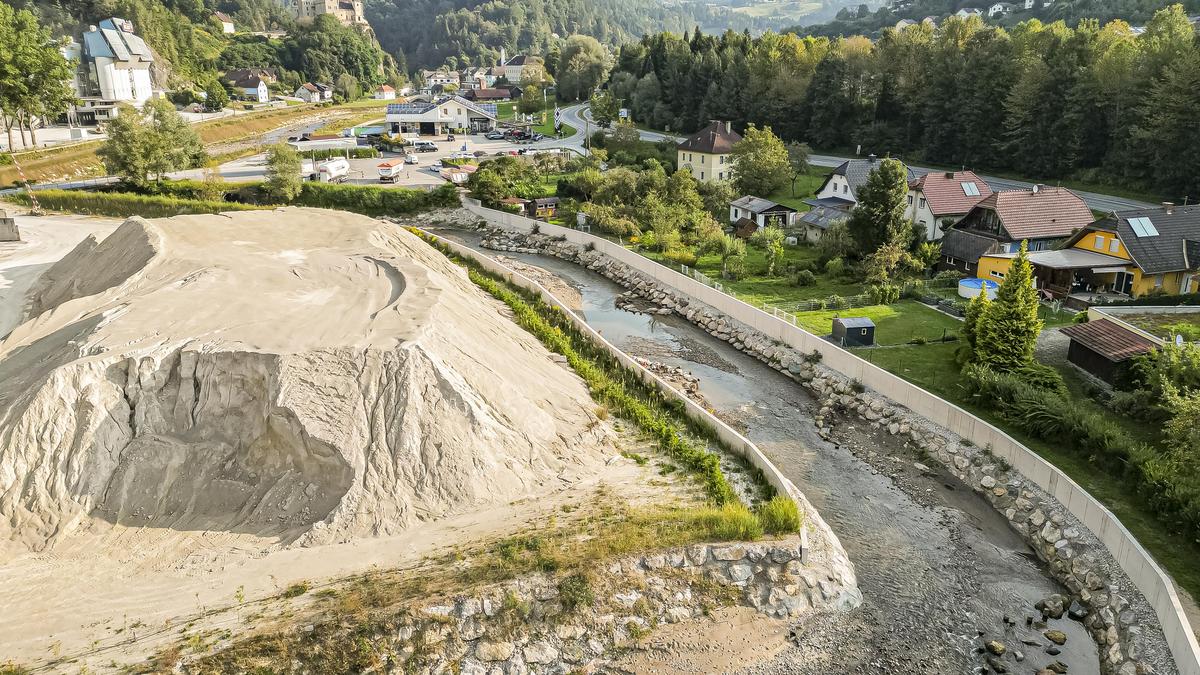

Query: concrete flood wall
[460,198,1200,674]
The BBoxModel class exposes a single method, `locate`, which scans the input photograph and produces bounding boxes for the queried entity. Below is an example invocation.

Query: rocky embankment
[475,225,1177,675]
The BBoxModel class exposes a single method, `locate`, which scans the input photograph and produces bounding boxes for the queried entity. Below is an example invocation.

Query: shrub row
[300,147,380,161]
[7,189,265,219]
[291,182,459,216]
[962,364,1200,540]
[411,227,803,535]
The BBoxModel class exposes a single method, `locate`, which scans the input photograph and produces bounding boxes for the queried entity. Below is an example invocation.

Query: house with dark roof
[60,18,154,123]
[974,203,1200,306]
[811,154,916,210]
[225,72,269,103]
[728,196,798,236]
[905,170,992,241]
[797,205,850,244]
[939,185,1092,274]
[501,55,541,83]
[385,96,498,135]
[464,87,513,102]
[677,121,741,182]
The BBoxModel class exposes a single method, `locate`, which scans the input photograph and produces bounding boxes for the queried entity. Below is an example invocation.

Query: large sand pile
[0,207,611,559]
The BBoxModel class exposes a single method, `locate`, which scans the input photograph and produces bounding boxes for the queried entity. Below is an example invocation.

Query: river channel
[431,226,1100,674]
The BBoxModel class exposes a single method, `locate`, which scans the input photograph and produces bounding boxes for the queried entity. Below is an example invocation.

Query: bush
[724,254,746,280]
[301,147,379,161]
[756,496,801,534]
[662,247,698,266]
[7,189,263,218]
[933,269,965,283]
[292,182,459,216]
[868,284,901,305]
[1014,362,1069,397]
[557,573,595,611]
[824,256,845,278]
[792,269,817,287]
[694,502,763,540]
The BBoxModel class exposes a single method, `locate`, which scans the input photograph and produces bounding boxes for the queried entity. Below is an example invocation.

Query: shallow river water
[433,228,1101,674]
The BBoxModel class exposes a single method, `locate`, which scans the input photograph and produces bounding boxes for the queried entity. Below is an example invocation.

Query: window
[720,156,726,164]
[919,197,926,209]
[907,195,914,205]
[990,270,1006,279]
[1155,275,1164,288]
[961,181,980,196]
[700,171,704,180]
[1109,239,1119,253]
[733,208,739,218]
[1129,217,1159,237]
[718,172,724,180]
[843,185,848,194]
[701,155,706,164]
[1093,235,1105,250]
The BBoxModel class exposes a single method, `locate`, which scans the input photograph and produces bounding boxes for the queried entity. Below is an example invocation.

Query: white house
[955,7,984,18]
[385,96,498,135]
[988,2,1014,15]
[895,18,917,28]
[501,55,538,83]
[903,170,993,241]
[729,196,799,230]
[811,155,916,209]
[1024,0,1036,9]
[62,18,154,123]
[228,73,269,103]
[214,11,235,33]
[295,83,322,103]
[374,85,397,100]
[421,70,460,89]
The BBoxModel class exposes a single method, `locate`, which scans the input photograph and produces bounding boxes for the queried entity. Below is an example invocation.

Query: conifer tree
[976,241,1043,372]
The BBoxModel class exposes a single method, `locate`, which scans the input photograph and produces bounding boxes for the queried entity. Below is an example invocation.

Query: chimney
[944,171,954,179]
[88,24,98,32]
[867,153,877,163]
[1032,183,1043,194]
[1163,202,1175,215]
[724,121,731,134]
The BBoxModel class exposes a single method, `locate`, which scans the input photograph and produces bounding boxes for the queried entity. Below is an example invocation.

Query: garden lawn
[859,340,1200,601]
[765,168,826,212]
[680,245,862,306]
[794,300,961,343]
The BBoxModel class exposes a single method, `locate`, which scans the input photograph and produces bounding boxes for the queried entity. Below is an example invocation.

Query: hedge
[962,364,1200,542]
[291,182,459,216]
[6,189,265,219]
[1108,292,1200,307]
[298,147,380,160]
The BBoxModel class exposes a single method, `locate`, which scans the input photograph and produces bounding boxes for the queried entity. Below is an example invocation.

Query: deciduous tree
[265,142,303,201]
[729,124,790,197]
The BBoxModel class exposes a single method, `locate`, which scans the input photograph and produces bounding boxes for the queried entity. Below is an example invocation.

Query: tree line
[606,6,1200,201]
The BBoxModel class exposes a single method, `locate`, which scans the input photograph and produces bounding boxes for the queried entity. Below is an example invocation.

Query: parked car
[404,154,419,164]
[412,140,437,153]
[484,130,505,140]
[531,132,544,141]
[446,134,456,142]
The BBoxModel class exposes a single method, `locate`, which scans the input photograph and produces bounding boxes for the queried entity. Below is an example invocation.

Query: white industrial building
[61,18,154,124]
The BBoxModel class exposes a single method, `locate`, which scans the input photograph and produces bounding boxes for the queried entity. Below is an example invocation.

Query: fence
[462,196,1200,674]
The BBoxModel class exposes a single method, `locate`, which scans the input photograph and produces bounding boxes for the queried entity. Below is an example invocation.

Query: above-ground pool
[959,277,999,300]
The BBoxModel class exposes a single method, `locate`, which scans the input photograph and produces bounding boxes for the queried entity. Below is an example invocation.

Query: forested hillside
[363,0,782,71]
[607,6,1200,201]
[3,0,395,91]
[794,0,1199,39]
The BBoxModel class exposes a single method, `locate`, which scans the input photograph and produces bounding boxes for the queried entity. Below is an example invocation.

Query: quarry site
[0,203,1189,675]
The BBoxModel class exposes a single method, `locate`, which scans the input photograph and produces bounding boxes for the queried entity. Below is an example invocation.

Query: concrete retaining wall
[461,198,1200,674]
[416,227,862,614]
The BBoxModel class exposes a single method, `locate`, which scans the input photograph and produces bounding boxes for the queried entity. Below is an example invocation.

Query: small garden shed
[832,317,875,346]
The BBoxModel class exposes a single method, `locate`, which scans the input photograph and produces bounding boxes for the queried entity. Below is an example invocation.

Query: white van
[412,140,437,153]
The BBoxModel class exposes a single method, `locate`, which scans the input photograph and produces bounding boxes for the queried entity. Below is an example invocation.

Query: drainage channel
[430,226,1100,675]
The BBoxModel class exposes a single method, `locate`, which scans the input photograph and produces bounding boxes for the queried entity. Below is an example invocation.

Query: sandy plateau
[0,208,663,667]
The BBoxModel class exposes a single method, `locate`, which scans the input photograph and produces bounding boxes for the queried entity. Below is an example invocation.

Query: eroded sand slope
[0,207,610,561]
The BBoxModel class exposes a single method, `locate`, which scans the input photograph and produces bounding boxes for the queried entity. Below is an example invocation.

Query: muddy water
[434,229,1100,674]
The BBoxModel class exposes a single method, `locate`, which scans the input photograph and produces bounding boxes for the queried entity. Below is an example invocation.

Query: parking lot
[189,132,575,189]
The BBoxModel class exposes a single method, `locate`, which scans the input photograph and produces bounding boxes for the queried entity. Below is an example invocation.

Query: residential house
[295,83,322,103]
[955,7,984,17]
[421,70,460,89]
[939,185,1092,274]
[811,154,916,210]
[797,205,850,244]
[499,197,559,220]
[676,120,741,182]
[905,170,993,241]
[988,2,1014,15]
[895,18,917,28]
[214,11,235,33]
[464,88,512,102]
[976,203,1200,305]
[501,55,539,83]
[62,18,154,123]
[226,72,269,103]
[313,83,333,100]
[386,96,498,135]
[922,15,940,25]
[1023,0,1036,9]
[224,67,277,84]
[729,196,799,232]
[374,85,397,100]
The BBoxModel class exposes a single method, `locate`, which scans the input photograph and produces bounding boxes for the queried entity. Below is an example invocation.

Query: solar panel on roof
[961,181,980,196]
[1129,216,1159,237]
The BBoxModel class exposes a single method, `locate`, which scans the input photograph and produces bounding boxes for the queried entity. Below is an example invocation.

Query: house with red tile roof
[904,170,992,241]
[938,184,1093,274]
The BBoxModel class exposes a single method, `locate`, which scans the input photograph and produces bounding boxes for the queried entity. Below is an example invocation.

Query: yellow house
[976,204,1200,307]
[676,120,741,182]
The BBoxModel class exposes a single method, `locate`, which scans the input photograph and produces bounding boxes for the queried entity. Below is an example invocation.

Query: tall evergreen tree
[845,158,909,257]
[976,241,1044,373]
